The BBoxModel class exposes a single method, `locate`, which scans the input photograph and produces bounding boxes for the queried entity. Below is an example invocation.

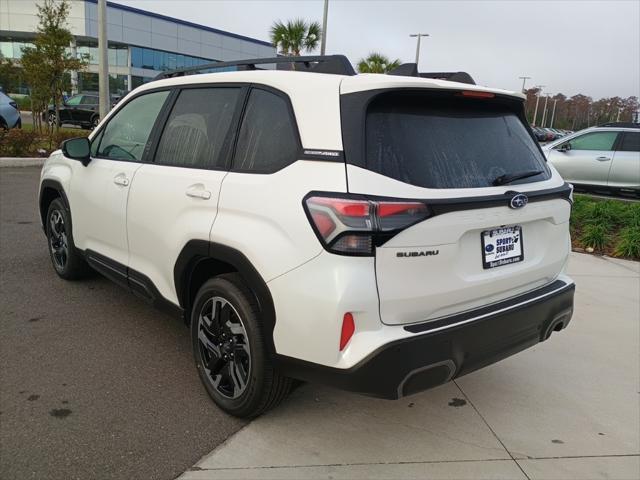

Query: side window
[83,95,98,105]
[568,131,618,151]
[90,129,104,157]
[618,132,640,152]
[154,87,240,169]
[65,95,82,106]
[96,90,169,162]
[233,88,299,172]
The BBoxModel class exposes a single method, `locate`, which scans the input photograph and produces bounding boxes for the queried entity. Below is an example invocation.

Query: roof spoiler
[154,55,357,80]
[387,63,476,85]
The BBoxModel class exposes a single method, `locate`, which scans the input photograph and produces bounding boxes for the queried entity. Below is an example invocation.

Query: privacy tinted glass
[96,90,169,162]
[364,93,550,189]
[155,88,240,169]
[618,132,640,152]
[233,89,299,173]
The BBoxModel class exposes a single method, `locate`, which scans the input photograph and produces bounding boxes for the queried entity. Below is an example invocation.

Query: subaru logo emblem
[509,193,528,209]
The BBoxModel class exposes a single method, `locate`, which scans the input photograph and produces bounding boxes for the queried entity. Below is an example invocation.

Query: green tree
[270,19,322,56]
[357,53,401,74]
[21,0,86,132]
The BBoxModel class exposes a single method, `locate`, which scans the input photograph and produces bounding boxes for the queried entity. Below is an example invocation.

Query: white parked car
[38,56,575,417]
[543,124,640,195]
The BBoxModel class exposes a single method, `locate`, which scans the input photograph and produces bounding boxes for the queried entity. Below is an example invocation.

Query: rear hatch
[340,82,572,326]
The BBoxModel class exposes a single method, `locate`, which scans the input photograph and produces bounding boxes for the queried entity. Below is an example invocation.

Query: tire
[191,273,292,418]
[45,198,90,280]
[47,112,60,128]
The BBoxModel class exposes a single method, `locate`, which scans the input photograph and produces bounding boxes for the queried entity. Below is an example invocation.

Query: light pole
[320,0,329,55]
[550,97,558,128]
[519,76,531,93]
[532,85,545,126]
[409,33,429,65]
[541,94,550,127]
[98,0,109,120]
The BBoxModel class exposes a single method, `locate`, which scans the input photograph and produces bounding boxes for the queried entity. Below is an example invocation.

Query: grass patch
[571,195,640,260]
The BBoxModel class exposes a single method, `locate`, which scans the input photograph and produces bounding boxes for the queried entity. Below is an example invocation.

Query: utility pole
[532,85,545,126]
[550,97,558,128]
[519,76,531,93]
[409,33,429,65]
[98,0,110,121]
[541,94,550,127]
[320,0,329,55]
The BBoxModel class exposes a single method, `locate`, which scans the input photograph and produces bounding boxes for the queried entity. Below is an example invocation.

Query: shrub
[0,128,39,156]
[614,226,640,258]
[579,223,610,251]
[49,129,89,150]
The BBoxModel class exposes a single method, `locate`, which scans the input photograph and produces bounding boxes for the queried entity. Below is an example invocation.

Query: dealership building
[0,0,276,94]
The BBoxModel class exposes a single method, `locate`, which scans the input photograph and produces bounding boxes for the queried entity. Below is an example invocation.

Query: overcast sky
[119,0,640,99]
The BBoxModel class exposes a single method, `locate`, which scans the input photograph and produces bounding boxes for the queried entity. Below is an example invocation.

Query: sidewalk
[179,253,640,480]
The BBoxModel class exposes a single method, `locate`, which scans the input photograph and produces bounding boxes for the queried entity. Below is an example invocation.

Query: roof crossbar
[154,55,356,80]
[387,63,476,85]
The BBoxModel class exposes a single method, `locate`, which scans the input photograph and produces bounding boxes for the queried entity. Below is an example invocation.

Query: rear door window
[618,132,640,152]
[154,87,240,169]
[364,93,550,189]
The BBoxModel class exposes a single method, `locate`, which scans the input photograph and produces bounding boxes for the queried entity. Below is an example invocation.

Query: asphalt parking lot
[0,168,245,480]
[1,166,639,480]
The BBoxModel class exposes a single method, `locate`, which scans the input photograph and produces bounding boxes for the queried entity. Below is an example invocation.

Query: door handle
[185,185,211,200]
[113,175,129,186]
[596,156,611,161]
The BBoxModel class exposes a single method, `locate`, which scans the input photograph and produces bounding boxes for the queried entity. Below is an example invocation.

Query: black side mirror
[61,137,91,166]
[557,143,571,153]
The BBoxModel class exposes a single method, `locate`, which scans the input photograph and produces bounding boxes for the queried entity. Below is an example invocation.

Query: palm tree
[270,19,322,56]
[357,53,401,74]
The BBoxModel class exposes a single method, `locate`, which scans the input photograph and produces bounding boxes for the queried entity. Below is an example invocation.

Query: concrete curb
[0,157,45,168]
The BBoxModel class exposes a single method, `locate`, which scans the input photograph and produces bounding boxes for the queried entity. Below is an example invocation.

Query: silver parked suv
[544,123,640,195]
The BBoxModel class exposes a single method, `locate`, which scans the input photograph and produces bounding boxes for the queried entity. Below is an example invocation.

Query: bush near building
[571,195,640,260]
[0,125,88,157]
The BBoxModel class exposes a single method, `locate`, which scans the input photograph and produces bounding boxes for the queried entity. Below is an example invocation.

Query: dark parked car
[531,126,548,142]
[45,93,121,129]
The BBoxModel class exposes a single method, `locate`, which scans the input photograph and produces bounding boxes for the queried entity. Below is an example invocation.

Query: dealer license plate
[481,226,524,269]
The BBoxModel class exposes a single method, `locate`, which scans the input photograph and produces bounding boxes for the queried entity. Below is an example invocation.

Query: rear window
[363,93,550,189]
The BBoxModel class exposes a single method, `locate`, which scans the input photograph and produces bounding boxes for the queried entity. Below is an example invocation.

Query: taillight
[304,194,430,255]
[9,101,18,110]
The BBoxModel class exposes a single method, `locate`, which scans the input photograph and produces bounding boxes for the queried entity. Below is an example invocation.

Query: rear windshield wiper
[493,170,543,186]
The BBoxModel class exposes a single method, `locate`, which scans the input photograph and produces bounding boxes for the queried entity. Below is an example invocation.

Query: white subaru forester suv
[39,56,575,418]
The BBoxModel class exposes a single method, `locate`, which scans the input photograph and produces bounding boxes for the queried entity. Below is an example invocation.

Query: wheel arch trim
[39,179,71,234]
[174,240,277,354]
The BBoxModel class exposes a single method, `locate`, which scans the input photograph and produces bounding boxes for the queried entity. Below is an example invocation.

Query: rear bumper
[277,280,575,399]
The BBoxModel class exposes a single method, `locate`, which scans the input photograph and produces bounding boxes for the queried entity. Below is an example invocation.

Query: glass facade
[130,46,212,71]
[0,39,34,60]
[1,38,218,94]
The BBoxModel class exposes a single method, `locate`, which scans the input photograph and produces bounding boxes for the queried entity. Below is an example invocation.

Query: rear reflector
[340,313,355,351]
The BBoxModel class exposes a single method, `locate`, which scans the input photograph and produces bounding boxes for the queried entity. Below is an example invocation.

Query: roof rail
[387,63,476,85]
[154,55,356,80]
[598,122,640,128]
